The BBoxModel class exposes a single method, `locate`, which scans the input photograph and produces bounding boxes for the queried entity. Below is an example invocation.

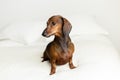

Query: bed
[0,15,120,80]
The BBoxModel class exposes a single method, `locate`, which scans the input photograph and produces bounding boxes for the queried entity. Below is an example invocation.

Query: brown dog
[42,15,76,75]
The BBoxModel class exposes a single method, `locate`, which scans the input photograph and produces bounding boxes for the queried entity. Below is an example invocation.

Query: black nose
[42,30,47,37]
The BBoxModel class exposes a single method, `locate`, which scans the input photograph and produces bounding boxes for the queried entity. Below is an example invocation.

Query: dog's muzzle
[42,29,51,37]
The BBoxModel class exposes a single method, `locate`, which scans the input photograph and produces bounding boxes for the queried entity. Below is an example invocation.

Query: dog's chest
[53,41,72,65]
[56,50,71,65]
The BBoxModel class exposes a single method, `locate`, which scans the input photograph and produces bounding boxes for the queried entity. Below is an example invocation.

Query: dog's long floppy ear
[61,17,72,37]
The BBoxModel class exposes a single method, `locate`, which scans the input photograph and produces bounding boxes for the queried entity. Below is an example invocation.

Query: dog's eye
[52,22,56,26]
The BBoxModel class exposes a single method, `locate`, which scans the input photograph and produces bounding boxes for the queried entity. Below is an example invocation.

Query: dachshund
[42,15,76,75]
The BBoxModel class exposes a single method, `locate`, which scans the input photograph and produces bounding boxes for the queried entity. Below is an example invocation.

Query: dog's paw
[70,66,76,69]
[49,71,55,75]
[69,64,76,69]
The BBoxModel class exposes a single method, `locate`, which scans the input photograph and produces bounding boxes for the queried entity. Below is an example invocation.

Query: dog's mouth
[42,31,53,38]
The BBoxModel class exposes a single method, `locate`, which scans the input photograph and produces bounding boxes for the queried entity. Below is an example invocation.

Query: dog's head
[42,15,72,37]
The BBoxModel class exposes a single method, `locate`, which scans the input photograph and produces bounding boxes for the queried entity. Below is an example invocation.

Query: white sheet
[0,35,120,80]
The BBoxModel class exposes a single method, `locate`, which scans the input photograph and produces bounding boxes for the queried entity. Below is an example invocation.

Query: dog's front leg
[69,57,76,69]
[50,59,56,75]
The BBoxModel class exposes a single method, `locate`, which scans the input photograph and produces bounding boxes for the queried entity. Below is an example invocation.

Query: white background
[0,0,120,52]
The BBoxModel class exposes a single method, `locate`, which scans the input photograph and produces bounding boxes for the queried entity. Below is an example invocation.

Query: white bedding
[0,35,120,80]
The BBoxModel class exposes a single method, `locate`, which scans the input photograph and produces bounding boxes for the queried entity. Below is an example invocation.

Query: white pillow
[64,15,109,35]
[0,15,109,45]
[1,20,46,44]
[0,34,9,40]
[0,40,24,47]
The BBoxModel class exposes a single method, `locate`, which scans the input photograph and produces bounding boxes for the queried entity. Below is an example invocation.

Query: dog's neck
[54,35,71,53]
